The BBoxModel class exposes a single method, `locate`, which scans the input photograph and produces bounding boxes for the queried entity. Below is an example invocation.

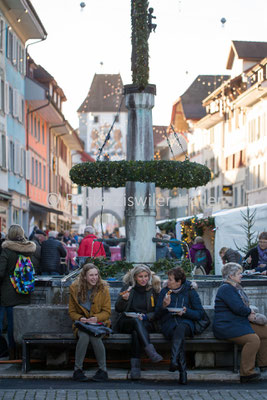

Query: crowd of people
[0,223,267,384]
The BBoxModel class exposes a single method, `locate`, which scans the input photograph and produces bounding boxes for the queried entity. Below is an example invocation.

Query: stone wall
[13,276,267,344]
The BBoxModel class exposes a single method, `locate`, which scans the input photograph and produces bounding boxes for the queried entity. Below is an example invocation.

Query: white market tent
[157,203,267,274]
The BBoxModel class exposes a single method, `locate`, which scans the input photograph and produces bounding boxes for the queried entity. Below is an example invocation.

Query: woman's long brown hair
[77,263,106,303]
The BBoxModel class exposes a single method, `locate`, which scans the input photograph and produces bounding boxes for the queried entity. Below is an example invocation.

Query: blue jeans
[0,306,15,348]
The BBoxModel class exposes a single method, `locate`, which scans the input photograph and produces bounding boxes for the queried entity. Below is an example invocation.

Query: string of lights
[96,94,125,161]
[170,124,188,160]
[163,129,175,159]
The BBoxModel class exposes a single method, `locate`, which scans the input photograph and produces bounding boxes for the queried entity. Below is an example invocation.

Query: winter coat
[169,239,183,259]
[114,270,161,332]
[0,238,5,255]
[31,237,42,274]
[155,280,204,339]
[69,280,111,337]
[189,243,212,274]
[222,248,242,265]
[40,237,67,274]
[213,282,254,339]
[156,243,171,261]
[77,234,106,258]
[0,239,36,307]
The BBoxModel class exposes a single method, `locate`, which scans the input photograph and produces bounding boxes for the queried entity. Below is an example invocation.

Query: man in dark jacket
[31,229,47,274]
[40,231,67,275]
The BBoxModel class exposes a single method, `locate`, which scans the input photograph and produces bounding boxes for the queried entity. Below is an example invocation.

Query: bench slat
[21,332,238,374]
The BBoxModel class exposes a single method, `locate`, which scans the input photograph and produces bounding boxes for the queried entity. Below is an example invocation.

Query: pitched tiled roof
[227,41,267,69]
[77,74,127,113]
[233,40,267,59]
[180,75,229,120]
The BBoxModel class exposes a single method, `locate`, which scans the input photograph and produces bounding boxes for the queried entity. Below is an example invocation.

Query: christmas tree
[235,207,258,255]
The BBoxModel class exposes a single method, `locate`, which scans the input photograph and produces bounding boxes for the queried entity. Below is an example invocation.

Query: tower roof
[226,41,267,69]
[77,73,127,113]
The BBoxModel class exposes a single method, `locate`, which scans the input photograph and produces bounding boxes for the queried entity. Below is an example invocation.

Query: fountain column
[124,84,156,263]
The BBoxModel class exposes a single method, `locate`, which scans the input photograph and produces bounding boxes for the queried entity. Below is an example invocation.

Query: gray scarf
[225,279,250,307]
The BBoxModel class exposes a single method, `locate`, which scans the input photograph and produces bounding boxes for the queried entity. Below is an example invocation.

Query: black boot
[134,320,163,363]
[169,338,183,372]
[130,358,141,380]
[177,342,187,385]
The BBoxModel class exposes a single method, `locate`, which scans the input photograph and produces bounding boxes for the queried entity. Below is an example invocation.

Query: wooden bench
[21,331,238,374]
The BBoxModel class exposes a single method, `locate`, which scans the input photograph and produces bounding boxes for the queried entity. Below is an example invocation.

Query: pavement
[1,361,267,399]
[1,389,267,400]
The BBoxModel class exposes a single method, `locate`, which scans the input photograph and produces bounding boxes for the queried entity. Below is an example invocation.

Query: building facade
[26,59,83,232]
[77,73,127,233]
[0,0,46,234]
[193,41,267,214]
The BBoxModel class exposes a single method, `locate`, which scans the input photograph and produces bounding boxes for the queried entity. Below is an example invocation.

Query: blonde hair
[7,224,25,242]
[123,264,161,293]
[77,263,107,303]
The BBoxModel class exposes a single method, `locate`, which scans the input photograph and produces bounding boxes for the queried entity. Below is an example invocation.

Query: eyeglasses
[259,240,267,244]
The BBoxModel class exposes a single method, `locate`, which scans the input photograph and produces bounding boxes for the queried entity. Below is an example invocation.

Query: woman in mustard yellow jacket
[69,263,111,382]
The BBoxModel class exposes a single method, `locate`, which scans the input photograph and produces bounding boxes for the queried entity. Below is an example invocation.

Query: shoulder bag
[74,321,113,337]
[188,290,210,335]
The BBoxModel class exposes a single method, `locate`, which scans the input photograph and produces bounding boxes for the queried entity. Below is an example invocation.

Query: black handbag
[194,310,210,335]
[74,321,113,337]
[188,290,210,335]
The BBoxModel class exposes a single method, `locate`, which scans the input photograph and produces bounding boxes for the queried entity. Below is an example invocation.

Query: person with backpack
[189,236,212,275]
[0,224,36,359]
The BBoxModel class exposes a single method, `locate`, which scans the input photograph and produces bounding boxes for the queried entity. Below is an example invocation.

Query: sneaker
[73,369,89,382]
[92,369,108,382]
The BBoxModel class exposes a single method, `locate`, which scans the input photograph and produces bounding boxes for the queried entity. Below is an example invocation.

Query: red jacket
[77,234,106,258]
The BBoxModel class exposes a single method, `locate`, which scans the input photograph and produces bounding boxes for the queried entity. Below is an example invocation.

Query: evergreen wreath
[69,160,211,189]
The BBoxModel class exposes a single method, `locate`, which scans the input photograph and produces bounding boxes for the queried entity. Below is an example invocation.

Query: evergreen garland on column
[131,0,149,89]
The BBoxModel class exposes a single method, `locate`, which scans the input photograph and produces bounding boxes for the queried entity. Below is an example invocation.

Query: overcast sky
[29,0,267,130]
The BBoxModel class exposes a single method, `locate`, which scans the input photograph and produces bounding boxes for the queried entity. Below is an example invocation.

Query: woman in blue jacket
[155,267,204,385]
[213,262,267,383]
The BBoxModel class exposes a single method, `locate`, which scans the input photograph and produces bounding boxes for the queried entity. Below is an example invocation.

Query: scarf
[257,245,267,266]
[225,279,250,307]
[170,282,186,294]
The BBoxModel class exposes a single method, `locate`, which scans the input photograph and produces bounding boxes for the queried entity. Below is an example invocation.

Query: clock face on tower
[90,125,124,160]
